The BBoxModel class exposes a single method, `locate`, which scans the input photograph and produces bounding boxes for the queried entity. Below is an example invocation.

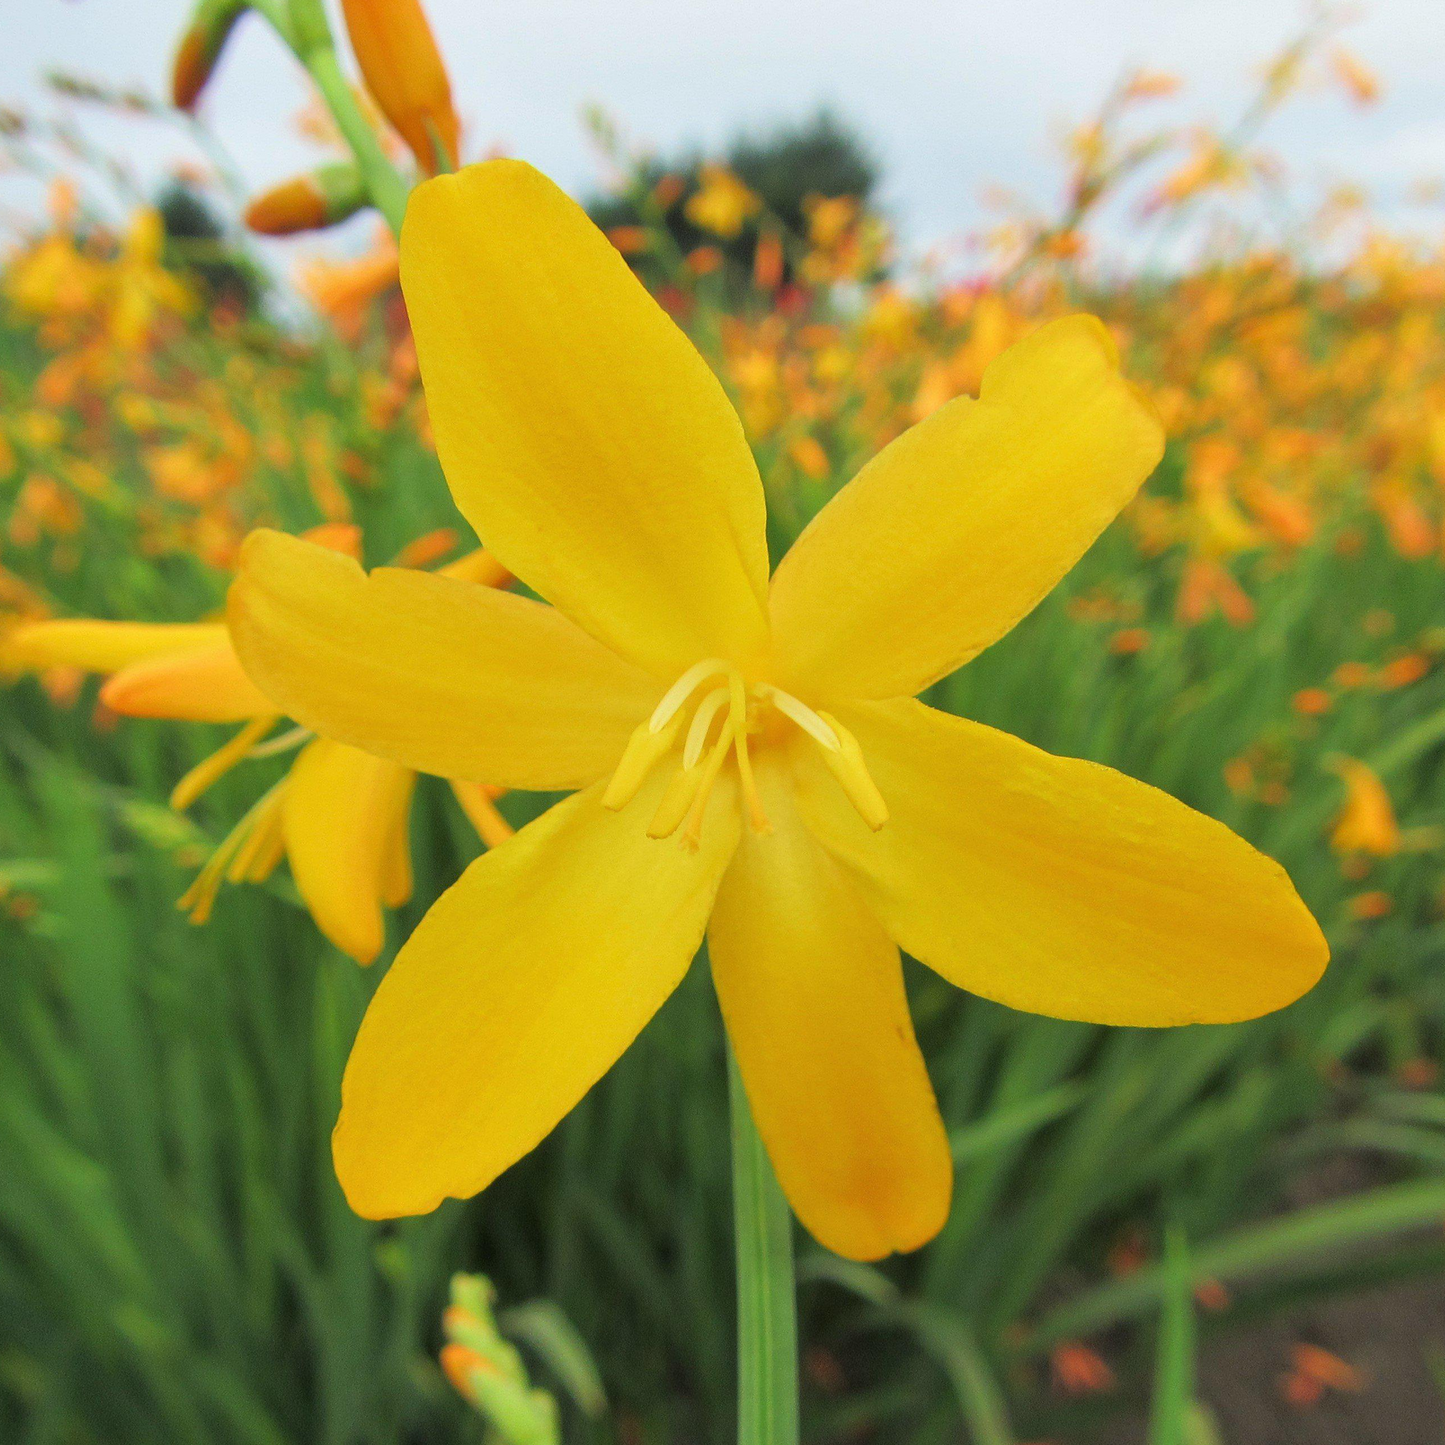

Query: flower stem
[300,43,410,236]
[728,1046,799,1445]
[263,0,410,236]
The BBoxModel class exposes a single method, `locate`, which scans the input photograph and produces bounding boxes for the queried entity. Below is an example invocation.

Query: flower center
[601,658,887,848]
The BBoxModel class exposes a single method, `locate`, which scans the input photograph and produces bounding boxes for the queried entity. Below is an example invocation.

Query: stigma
[601,659,887,845]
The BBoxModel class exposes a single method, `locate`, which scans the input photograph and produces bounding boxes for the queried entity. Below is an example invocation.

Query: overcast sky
[6,0,1444,267]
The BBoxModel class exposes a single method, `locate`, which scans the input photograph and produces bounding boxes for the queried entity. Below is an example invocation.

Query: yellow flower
[229,161,1328,1261]
[685,166,761,239]
[7,540,512,965]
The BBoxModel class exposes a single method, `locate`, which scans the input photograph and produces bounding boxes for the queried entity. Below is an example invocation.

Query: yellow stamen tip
[604,713,682,812]
[647,765,703,839]
[817,712,888,831]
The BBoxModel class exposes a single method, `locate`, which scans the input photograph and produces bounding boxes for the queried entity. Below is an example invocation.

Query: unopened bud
[243,163,367,235]
[340,0,460,174]
[172,0,248,112]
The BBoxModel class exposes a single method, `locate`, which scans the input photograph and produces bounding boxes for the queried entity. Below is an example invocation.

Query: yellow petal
[792,699,1327,1026]
[283,738,416,966]
[229,530,662,790]
[709,758,951,1260]
[768,316,1165,701]
[379,787,416,909]
[401,160,771,676]
[6,618,226,675]
[100,640,272,722]
[333,773,740,1217]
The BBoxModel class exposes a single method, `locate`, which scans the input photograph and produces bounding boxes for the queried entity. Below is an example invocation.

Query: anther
[816,712,888,831]
[603,710,684,811]
[647,759,706,840]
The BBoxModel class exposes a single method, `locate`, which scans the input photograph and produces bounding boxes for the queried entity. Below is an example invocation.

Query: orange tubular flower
[229,162,1328,1263]
[340,0,460,175]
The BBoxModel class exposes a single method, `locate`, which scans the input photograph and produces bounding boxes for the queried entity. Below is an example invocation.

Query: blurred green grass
[3,306,1445,1445]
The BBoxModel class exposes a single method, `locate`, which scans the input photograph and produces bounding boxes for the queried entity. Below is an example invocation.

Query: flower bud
[243,163,367,236]
[339,0,460,174]
[172,0,248,112]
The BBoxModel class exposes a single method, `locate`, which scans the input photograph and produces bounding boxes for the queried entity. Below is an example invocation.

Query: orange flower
[607,225,650,256]
[1328,758,1401,858]
[1379,652,1430,688]
[1348,890,1393,920]
[1280,1343,1365,1408]
[1051,1343,1115,1396]
[340,0,460,174]
[1333,49,1381,107]
[1108,626,1149,655]
[298,230,399,337]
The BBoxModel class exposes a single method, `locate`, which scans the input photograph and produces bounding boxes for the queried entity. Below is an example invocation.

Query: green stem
[259,0,410,236]
[729,1048,799,1445]
[300,43,410,236]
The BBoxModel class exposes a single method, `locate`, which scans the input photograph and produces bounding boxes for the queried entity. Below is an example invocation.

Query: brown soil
[1191,1275,1445,1444]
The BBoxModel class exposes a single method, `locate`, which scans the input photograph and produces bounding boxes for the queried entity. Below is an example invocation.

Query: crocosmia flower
[230,160,1327,1262]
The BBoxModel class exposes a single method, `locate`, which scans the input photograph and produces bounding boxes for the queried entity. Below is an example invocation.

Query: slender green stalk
[254,0,410,236]
[295,44,410,236]
[728,1048,799,1445]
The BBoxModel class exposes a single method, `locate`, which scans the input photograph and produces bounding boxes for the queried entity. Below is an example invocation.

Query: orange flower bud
[340,0,460,174]
[172,0,247,112]
[244,164,366,236]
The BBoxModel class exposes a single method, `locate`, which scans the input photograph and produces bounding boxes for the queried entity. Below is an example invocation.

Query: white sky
[6,0,1444,268]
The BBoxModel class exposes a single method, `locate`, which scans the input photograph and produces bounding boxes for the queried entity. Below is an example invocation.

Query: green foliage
[586,110,880,287]
[2,302,1444,1445]
[157,182,266,316]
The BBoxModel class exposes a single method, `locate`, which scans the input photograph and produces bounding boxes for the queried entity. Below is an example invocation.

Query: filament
[757,684,840,751]
[649,657,730,733]
[683,687,729,768]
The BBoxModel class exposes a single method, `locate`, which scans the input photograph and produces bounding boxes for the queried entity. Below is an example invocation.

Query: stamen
[178,779,284,922]
[816,712,888,831]
[170,714,278,812]
[683,686,729,768]
[729,671,770,834]
[649,657,730,733]
[247,725,313,759]
[603,710,683,811]
[243,819,288,882]
[681,714,740,850]
[647,761,706,840]
[758,684,840,751]
[451,781,516,846]
[226,784,287,883]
